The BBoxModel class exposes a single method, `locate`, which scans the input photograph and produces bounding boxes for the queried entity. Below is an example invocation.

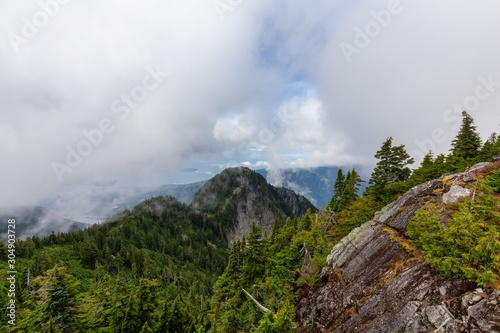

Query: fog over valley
[2,0,500,219]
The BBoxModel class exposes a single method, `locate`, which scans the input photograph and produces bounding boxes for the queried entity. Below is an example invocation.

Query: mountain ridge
[190,167,317,246]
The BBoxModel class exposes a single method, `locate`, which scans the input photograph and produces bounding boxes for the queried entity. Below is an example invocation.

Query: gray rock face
[493,154,500,162]
[377,179,439,227]
[227,183,313,247]
[470,162,492,171]
[442,185,472,204]
[326,220,382,269]
[425,305,455,330]
[295,164,500,333]
[190,167,315,247]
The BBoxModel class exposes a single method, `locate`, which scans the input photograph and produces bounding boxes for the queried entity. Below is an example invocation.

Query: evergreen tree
[158,296,188,332]
[406,151,447,187]
[106,273,130,332]
[272,302,295,333]
[41,267,79,332]
[337,168,364,211]
[444,154,468,173]
[450,111,482,160]
[478,132,500,162]
[328,169,346,212]
[368,137,414,200]
[80,238,99,269]
[270,217,281,244]
[242,222,264,285]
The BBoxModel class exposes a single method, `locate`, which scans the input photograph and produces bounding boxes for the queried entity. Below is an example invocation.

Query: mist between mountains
[51,66,169,183]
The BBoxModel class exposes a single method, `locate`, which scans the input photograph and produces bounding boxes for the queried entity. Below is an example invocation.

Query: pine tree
[41,267,79,332]
[478,132,500,162]
[444,154,468,173]
[450,111,482,160]
[214,240,243,305]
[81,238,99,269]
[407,151,443,187]
[158,296,188,332]
[106,273,130,332]
[338,168,364,211]
[273,302,295,333]
[369,137,414,200]
[242,222,264,285]
[270,217,281,244]
[328,169,346,212]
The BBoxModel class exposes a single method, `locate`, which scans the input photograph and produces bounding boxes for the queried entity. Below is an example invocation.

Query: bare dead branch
[242,288,272,315]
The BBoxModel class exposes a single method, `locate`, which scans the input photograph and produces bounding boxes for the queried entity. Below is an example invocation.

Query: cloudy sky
[2,0,500,207]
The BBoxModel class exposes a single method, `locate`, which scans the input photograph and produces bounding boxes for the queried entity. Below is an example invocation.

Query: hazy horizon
[2,0,500,209]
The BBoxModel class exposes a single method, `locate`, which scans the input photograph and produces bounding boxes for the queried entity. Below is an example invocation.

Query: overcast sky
[2,0,500,207]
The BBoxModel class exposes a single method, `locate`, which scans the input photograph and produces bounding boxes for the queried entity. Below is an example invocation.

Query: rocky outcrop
[442,185,472,204]
[190,167,316,247]
[295,163,500,332]
[229,180,315,246]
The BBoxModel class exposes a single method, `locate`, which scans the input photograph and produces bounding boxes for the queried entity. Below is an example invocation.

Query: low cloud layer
[1,0,500,208]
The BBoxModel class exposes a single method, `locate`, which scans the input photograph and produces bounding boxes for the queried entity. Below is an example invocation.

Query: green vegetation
[1,110,499,332]
[210,214,335,332]
[368,136,414,202]
[209,110,500,331]
[327,168,365,213]
[408,173,500,287]
[1,196,229,332]
[451,111,482,160]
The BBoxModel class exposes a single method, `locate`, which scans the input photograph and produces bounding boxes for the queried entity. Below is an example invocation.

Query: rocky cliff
[190,167,316,246]
[295,163,500,332]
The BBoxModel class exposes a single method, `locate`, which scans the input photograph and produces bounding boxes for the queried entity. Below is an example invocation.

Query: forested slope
[1,196,229,332]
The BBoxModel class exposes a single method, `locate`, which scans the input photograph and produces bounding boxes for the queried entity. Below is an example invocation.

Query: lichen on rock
[295,164,500,332]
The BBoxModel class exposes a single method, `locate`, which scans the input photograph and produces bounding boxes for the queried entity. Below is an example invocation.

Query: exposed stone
[377,179,439,224]
[493,154,500,162]
[462,291,483,308]
[425,305,455,329]
[191,167,315,247]
[386,201,425,234]
[442,185,472,204]
[295,167,500,333]
[326,220,381,269]
[470,162,492,171]
[467,298,500,332]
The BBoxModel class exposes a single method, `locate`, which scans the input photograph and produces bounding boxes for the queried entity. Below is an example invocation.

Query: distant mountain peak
[190,167,316,246]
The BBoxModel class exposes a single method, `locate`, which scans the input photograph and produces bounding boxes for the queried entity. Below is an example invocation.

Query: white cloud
[1,0,500,209]
[241,161,270,169]
[213,114,257,142]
